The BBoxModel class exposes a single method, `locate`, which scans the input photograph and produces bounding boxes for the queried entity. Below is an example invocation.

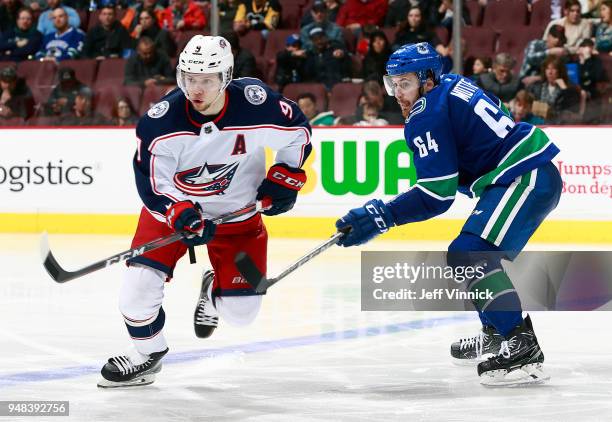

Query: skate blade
[451,353,495,366]
[480,363,550,386]
[97,374,156,389]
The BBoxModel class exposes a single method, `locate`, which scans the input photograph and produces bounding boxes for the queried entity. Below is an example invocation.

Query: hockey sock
[123,307,168,355]
[469,270,523,337]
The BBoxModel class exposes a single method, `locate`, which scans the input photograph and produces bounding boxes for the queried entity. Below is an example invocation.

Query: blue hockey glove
[335,199,395,247]
[256,163,307,216]
[165,201,216,247]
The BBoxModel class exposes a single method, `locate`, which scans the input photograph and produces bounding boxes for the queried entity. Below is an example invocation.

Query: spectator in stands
[353,101,389,126]
[300,0,344,53]
[543,0,592,54]
[519,25,567,85]
[124,36,173,87]
[0,7,42,61]
[131,9,176,57]
[302,0,341,26]
[22,0,46,13]
[470,56,491,83]
[392,6,441,51]
[45,66,85,116]
[121,0,165,34]
[0,66,33,119]
[527,55,582,123]
[36,0,79,36]
[336,0,388,34]
[160,0,206,31]
[36,7,85,62]
[233,0,280,37]
[595,0,611,54]
[110,96,137,126]
[303,26,350,90]
[59,86,109,125]
[511,90,545,125]
[362,30,391,82]
[438,36,467,74]
[223,30,255,78]
[578,38,607,97]
[296,92,336,126]
[275,33,306,88]
[219,0,239,34]
[583,0,603,18]
[477,52,522,104]
[361,79,403,124]
[0,0,23,32]
[431,0,471,31]
[83,5,133,59]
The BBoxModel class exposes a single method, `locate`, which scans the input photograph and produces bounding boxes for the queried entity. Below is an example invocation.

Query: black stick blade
[234,251,268,293]
[40,233,71,283]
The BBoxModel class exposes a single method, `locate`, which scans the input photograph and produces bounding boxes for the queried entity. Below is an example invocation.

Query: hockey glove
[165,201,216,247]
[335,199,395,247]
[256,163,307,216]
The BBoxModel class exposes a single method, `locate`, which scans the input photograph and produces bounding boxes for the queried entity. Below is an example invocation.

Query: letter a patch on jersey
[231,134,246,155]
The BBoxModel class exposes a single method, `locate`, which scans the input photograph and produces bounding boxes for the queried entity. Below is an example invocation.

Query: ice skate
[98,347,168,388]
[477,316,549,386]
[450,325,503,365]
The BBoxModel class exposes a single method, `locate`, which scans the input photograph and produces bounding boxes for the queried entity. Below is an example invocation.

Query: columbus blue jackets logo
[173,162,239,196]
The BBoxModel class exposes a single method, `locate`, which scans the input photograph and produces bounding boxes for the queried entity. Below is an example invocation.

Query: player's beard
[397,98,412,118]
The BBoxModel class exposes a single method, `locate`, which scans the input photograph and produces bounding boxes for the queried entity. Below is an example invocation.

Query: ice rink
[2,233,612,422]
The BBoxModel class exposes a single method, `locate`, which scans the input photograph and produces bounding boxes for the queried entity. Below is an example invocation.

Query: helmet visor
[177,69,224,98]
[383,74,420,96]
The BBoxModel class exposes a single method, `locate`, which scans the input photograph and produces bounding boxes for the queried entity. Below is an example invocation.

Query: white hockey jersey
[134,78,312,222]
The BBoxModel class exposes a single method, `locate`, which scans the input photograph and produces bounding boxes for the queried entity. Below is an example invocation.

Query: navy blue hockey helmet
[383,42,443,95]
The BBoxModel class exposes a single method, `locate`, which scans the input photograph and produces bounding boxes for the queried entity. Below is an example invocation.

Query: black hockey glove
[165,201,216,247]
[256,163,307,216]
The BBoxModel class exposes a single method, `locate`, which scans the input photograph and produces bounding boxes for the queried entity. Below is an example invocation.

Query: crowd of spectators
[0,0,609,126]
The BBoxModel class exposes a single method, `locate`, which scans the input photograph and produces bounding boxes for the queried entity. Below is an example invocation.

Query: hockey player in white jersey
[97,35,312,388]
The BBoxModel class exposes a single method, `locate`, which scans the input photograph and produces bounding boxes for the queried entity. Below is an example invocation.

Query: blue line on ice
[0,313,475,389]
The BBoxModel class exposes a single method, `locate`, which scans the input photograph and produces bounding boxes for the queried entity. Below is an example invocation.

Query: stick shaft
[266,232,344,289]
[43,202,262,283]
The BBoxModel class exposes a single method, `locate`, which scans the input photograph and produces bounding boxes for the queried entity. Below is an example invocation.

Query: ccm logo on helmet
[271,171,305,189]
[188,60,206,64]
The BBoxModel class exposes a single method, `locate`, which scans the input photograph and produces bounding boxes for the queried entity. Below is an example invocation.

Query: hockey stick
[234,230,346,293]
[41,201,269,283]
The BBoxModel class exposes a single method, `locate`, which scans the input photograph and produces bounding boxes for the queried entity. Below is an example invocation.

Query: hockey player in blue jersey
[97,35,311,388]
[335,42,562,386]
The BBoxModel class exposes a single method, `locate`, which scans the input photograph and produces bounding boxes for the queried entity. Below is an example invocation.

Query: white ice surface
[1,234,612,422]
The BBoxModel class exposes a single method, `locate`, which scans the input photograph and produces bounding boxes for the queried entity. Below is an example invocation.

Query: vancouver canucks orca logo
[173,162,239,196]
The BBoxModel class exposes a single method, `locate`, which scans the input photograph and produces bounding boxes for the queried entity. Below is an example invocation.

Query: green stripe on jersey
[470,270,516,311]
[417,173,458,199]
[470,127,550,197]
[484,171,533,244]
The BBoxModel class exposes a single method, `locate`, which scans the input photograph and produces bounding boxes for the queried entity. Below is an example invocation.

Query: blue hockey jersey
[134,78,312,222]
[387,74,560,225]
[36,27,85,61]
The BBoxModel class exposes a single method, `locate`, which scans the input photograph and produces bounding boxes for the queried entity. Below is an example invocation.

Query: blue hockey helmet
[383,42,443,95]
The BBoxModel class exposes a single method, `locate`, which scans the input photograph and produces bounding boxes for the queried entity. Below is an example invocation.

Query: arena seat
[60,59,98,87]
[530,0,552,30]
[17,60,57,88]
[482,0,529,31]
[95,58,126,88]
[95,85,142,119]
[328,82,362,118]
[239,30,265,56]
[282,82,327,109]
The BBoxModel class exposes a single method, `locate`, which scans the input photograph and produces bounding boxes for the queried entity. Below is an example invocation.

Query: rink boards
[0,126,611,243]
